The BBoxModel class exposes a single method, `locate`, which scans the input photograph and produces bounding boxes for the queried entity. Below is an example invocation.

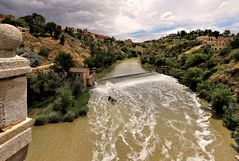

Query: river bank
[26,58,237,161]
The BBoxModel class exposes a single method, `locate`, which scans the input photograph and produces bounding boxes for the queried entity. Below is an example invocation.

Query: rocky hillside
[2,13,135,69]
[21,32,90,66]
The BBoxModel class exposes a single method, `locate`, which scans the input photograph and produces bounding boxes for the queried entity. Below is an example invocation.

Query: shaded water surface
[26,58,237,161]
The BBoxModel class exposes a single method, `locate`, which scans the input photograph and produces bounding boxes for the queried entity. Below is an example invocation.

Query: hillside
[2,13,136,69]
[21,32,91,65]
[138,31,239,145]
[139,32,239,91]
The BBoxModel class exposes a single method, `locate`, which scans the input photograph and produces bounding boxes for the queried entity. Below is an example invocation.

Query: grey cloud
[0,0,239,41]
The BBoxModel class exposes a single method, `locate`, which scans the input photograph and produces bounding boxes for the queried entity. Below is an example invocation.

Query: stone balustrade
[0,24,33,161]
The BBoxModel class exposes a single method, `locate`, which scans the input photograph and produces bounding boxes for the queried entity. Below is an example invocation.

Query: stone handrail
[0,24,33,161]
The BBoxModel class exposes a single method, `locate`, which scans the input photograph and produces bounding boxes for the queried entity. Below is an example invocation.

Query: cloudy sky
[1,0,239,41]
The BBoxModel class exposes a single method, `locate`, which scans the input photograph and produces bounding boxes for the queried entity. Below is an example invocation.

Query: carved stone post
[0,24,33,161]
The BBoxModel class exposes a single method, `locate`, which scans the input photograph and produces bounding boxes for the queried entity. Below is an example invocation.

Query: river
[26,58,237,161]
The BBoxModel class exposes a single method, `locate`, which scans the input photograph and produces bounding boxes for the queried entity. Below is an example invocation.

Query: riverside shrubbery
[63,111,76,122]
[32,76,90,126]
[35,115,48,126]
[48,112,62,123]
[140,33,239,145]
[28,52,90,126]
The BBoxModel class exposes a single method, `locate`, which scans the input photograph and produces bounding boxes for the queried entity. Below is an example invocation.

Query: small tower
[0,24,33,161]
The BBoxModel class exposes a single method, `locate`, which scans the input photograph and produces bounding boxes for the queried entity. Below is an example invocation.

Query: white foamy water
[88,74,220,161]
[25,59,236,161]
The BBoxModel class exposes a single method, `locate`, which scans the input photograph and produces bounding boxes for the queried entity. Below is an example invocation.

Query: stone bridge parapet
[0,24,33,161]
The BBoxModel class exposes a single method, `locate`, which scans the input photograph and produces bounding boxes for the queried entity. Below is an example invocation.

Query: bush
[73,90,90,116]
[183,67,203,90]
[231,35,239,49]
[196,81,213,101]
[39,47,49,58]
[53,52,75,73]
[234,52,239,61]
[223,104,239,130]
[206,60,217,69]
[22,52,42,67]
[184,53,208,68]
[48,112,62,123]
[63,111,76,122]
[78,106,88,116]
[35,115,48,126]
[211,84,235,114]
[232,128,239,145]
[223,56,232,64]
[27,71,63,107]
[219,47,232,56]
[71,76,82,98]
[53,85,74,114]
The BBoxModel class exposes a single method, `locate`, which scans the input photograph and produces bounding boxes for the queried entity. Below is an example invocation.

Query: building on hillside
[96,34,109,41]
[196,36,230,52]
[69,67,97,87]
[0,14,16,22]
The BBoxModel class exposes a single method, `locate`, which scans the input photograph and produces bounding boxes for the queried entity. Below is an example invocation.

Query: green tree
[196,81,213,101]
[27,71,63,107]
[2,18,17,26]
[30,25,45,35]
[21,13,46,35]
[231,34,239,49]
[223,30,231,36]
[212,84,235,114]
[183,67,203,90]
[54,25,62,39]
[26,13,46,26]
[71,76,82,98]
[16,17,27,27]
[223,104,239,130]
[45,22,57,36]
[219,47,232,56]
[54,52,75,73]
[180,30,187,38]
[184,53,208,68]
[53,84,74,114]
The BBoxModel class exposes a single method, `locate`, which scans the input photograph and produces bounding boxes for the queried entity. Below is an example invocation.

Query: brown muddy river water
[26,58,237,161]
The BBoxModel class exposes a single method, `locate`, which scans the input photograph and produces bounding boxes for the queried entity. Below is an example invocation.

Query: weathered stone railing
[0,24,33,161]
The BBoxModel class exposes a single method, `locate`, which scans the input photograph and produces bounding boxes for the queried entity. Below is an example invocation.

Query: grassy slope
[22,33,91,65]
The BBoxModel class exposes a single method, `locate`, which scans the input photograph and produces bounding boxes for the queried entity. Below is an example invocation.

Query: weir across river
[96,71,153,84]
[26,58,237,161]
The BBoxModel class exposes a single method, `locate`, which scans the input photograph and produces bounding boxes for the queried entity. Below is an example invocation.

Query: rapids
[26,58,237,161]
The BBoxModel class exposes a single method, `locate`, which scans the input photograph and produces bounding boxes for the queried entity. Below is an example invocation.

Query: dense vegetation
[2,13,139,125]
[139,30,239,146]
[3,13,139,70]
[75,32,138,70]
[28,52,89,125]
[4,13,239,147]
[2,13,61,38]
